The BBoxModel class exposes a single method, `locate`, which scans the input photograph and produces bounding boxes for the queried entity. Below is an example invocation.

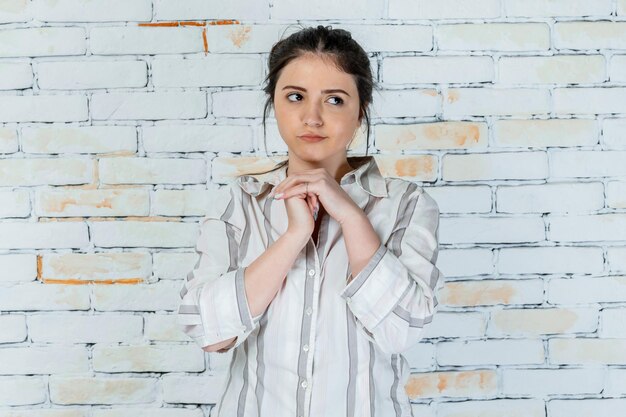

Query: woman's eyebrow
[282,85,351,97]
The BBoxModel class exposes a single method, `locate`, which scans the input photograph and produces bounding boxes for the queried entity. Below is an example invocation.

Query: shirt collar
[235,156,388,198]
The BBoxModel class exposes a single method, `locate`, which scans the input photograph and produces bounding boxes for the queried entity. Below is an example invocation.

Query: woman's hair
[244,24,377,177]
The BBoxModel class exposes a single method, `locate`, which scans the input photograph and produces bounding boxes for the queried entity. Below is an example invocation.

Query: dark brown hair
[245,24,377,176]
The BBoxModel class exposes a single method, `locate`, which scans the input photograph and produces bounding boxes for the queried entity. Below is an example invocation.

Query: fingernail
[273,192,283,199]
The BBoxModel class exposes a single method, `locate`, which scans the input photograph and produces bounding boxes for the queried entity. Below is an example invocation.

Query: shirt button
[305,307,313,316]
[301,379,308,389]
[302,344,309,352]
[308,269,315,276]
[241,326,247,332]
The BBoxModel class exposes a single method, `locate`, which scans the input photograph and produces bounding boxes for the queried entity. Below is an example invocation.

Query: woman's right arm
[203,230,308,352]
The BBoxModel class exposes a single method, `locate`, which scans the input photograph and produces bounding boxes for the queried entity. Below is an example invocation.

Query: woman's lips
[299,135,327,143]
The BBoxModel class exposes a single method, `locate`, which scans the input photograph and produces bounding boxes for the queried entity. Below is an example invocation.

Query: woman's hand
[270,168,361,227]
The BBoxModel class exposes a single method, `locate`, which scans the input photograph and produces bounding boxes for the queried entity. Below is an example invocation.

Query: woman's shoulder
[384,177,440,213]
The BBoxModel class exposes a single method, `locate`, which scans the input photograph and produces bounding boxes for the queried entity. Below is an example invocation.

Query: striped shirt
[177,155,443,417]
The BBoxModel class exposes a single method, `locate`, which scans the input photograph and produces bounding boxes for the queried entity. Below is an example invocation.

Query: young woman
[177,25,443,417]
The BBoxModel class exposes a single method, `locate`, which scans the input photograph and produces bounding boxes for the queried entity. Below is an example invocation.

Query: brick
[91,220,197,248]
[425,185,491,214]
[503,367,603,395]
[499,55,605,84]
[22,125,137,154]
[93,409,203,417]
[439,279,544,307]
[0,282,90,310]
[90,91,207,121]
[42,252,151,282]
[0,221,89,249]
[443,88,551,117]
[489,307,598,337]
[153,252,198,280]
[418,311,486,339]
[152,189,212,216]
[438,23,550,51]
[35,187,151,217]
[384,56,493,84]
[0,128,18,153]
[0,95,88,122]
[0,0,31,23]
[144,314,189,341]
[435,248,494,278]
[437,339,545,366]
[93,344,204,372]
[0,410,86,417]
[548,398,626,417]
[504,0,612,17]
[606,368,626,394]
[271,0,384,19]
[549,276,626,304]
[0,376,46,405]
[0,158,92,186]
[203,24,289,54]
[0,189,31,217]
[49,376,157,405]
[90,26,202,55]
[496,182,604,213]
[33,0,152,22]
[438,399,545,417]
[549,338,626,364]
[99,157,206,185]
[554,87,626,114]
[607,247,626,273]
[368,154,438,182]
[439,216,545,244]
[610,55,626,83]
[390,0,500,19]
[443,151,548,181]
[142,124,252,153]
[154,0,269,20]
[603,118,626,149]
[405,370,497,399]
[162,374,226,404]
[0,254,37,283]
[0,346,88,374]
[551,150,626,178]
[0,314,27,343]
[555,22,626,50]
[37,60,147,90]
[373,89,440,118]
[0,61,32,89]
[92,280,182,311]
[152,55,263,87]
[498,246,604,274]
[607,182,626,208]
[497,182,604,214]
[211,89,271,118]
[376,121,488,151]
[494,119,598,148]
[341,25,432,53]
[549,213,626,242]
[28,314,143,343]
[600,308,626,338]
[0,27,85,57]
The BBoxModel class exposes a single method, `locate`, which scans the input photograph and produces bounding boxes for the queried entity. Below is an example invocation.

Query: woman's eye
[328,96,343,105]
[287,93,302,102]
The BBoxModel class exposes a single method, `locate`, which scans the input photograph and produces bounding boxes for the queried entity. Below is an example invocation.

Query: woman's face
[273,53,362,164]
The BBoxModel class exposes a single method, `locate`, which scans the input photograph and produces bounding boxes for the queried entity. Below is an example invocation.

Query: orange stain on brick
[202,27,208,54]
[405,370,496,399]
[138,21,179,27]
[395,157,434,177]
[40,278,144,285]
[444,281,517,306]
[37,255,42,280]
[229,26,252,48]
[423,123,481,147]
[208,19,240,25]
[447,90,460,103]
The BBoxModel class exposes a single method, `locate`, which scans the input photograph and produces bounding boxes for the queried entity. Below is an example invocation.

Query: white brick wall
[0,1,624,415]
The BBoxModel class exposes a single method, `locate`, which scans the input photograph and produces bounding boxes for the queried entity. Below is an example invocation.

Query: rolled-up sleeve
[177,184,262,352]
[339,188,443,355]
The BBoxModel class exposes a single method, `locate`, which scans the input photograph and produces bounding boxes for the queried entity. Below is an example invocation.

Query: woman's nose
[302,103,323,126]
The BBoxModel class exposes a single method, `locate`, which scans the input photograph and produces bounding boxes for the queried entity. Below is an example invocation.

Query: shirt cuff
[339,242,413,330]
[198,266,259,345]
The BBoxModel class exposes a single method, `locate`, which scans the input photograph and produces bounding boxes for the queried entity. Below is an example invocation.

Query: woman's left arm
[340,188,443,355]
